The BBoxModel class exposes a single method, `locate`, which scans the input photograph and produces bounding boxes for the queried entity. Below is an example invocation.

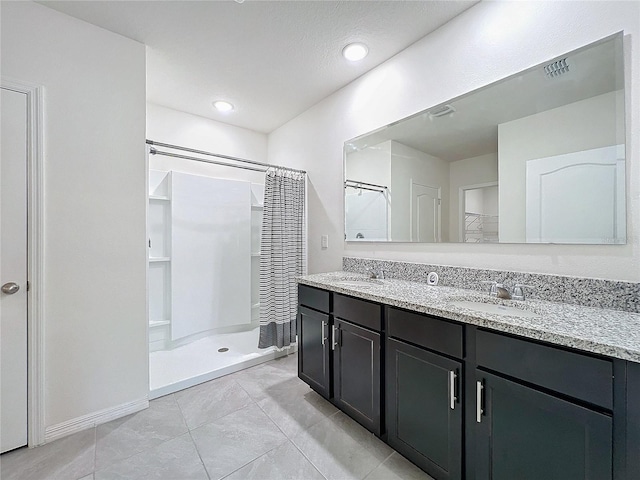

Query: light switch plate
[321,235,329,249]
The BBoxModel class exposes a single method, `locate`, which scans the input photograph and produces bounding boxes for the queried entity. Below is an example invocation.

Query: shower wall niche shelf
[251,184,264,323]
[149,170,173,352]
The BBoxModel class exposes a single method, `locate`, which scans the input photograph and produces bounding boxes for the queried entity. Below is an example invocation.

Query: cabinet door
[475,370,612,480]
[387,338,462,480]
[298,306,331,398]
[333,319,381,435]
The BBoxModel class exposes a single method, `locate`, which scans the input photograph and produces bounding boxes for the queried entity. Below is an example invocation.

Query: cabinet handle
[449,370,457,410]
[332,325,338,350]
[321,320,326,346]
[476,380,484,423]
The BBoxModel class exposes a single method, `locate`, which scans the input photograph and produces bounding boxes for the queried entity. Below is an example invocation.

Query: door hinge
[26,281,30,292]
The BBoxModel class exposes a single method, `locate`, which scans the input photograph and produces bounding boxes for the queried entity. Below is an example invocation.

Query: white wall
[498,90,623,242]
[345,140,392,188]
[146,103,268,184]
[1,1,147,430]
[268,1,640,282]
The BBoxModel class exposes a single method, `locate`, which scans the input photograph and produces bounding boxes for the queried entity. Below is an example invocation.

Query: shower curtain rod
[345,184,386,194]
[147,140,306,174]
[149,148,267,173]
[344,179,388,191]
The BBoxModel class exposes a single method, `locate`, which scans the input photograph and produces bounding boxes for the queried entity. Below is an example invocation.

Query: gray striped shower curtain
[258,167,305,349]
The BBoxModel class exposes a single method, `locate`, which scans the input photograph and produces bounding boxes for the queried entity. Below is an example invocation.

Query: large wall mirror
[344,33,626,244]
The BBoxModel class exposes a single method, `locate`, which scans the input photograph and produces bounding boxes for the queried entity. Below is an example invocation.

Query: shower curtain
[258,167,305,349]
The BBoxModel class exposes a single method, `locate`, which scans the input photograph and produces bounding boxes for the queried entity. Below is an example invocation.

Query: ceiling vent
[544,58,570,78]
[429,104,455,118]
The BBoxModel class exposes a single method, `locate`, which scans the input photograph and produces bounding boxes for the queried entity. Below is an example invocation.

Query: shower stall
[147,141,302,398]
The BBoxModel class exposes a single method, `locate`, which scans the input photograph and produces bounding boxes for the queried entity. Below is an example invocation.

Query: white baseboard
[44,397,149,443]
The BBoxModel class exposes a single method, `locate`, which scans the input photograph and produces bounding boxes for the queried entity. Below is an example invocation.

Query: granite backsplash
[342,256,640,313]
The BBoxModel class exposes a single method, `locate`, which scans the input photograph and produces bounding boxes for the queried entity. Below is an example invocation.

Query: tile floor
[0,353,434,480]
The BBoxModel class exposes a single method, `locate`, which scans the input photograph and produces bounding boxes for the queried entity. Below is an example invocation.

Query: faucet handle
[512,284,534,301]
[481,280,498,296]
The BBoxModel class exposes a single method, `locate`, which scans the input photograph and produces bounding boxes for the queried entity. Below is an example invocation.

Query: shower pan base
[149,326,294,399]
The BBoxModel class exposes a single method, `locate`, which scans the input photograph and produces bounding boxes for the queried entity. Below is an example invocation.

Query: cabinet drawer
[476,329,613,410]
[298,284,330,313]
[387,307,463,358]
[333,294,382,331]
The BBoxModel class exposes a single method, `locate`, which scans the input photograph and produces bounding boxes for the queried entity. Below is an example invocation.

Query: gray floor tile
[1,353,432,480]
[95,394,188,469]
[266,353,298,373]
[224,440,324,480]
[191,403,287,480]
[257,379,338,437]
[364,452,436,480]
[175,374,253,429]
[94,433,207,480]
[291,411,393,480]
[0,428,95,480]
[234,362,300,401]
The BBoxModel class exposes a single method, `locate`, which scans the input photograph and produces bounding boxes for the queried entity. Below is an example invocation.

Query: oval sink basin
[335,279,383,288]
[449,300,540,318]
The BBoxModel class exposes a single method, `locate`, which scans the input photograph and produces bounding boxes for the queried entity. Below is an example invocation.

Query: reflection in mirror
[462,184,498,243]
[344,179,389,241]
[344,33,625,244]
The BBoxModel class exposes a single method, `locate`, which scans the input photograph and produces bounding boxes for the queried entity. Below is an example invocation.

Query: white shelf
[149,257,171,263]
[251,204,263,209]
[251,253,261,257]
[149,195,170,201]
[150,320,170,328]
[251,302,261,309]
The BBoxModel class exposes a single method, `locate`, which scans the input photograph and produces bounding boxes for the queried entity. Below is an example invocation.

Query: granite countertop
[298,271,640,363]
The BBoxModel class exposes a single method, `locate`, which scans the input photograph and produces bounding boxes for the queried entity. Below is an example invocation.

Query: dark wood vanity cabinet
[298,284,639,480]
[473,329,615,480]
[298,285,331,398]
[386,308,464,480]
[474,370,612,480]
[297,285,383,435]
[332,293,383,435]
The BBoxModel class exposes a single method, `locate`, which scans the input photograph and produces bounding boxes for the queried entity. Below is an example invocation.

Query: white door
[1,87,29,453]
[411,182,440,242]
[526,145,625,244]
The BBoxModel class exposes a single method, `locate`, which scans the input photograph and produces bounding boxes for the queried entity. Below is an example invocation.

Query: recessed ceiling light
[213,100,234,112]
[342,42,368,62]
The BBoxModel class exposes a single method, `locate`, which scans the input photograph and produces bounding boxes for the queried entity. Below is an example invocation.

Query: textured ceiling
[38,0,478,133]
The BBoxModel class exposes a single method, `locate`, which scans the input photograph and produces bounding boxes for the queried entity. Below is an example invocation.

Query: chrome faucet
[496,285,511,300]
[370,268,385,280]
[481,281,533,301]
[481,280,503,297]
[511,284,533,301]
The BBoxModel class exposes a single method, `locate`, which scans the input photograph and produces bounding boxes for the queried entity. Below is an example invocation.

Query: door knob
[1,282,20,294]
